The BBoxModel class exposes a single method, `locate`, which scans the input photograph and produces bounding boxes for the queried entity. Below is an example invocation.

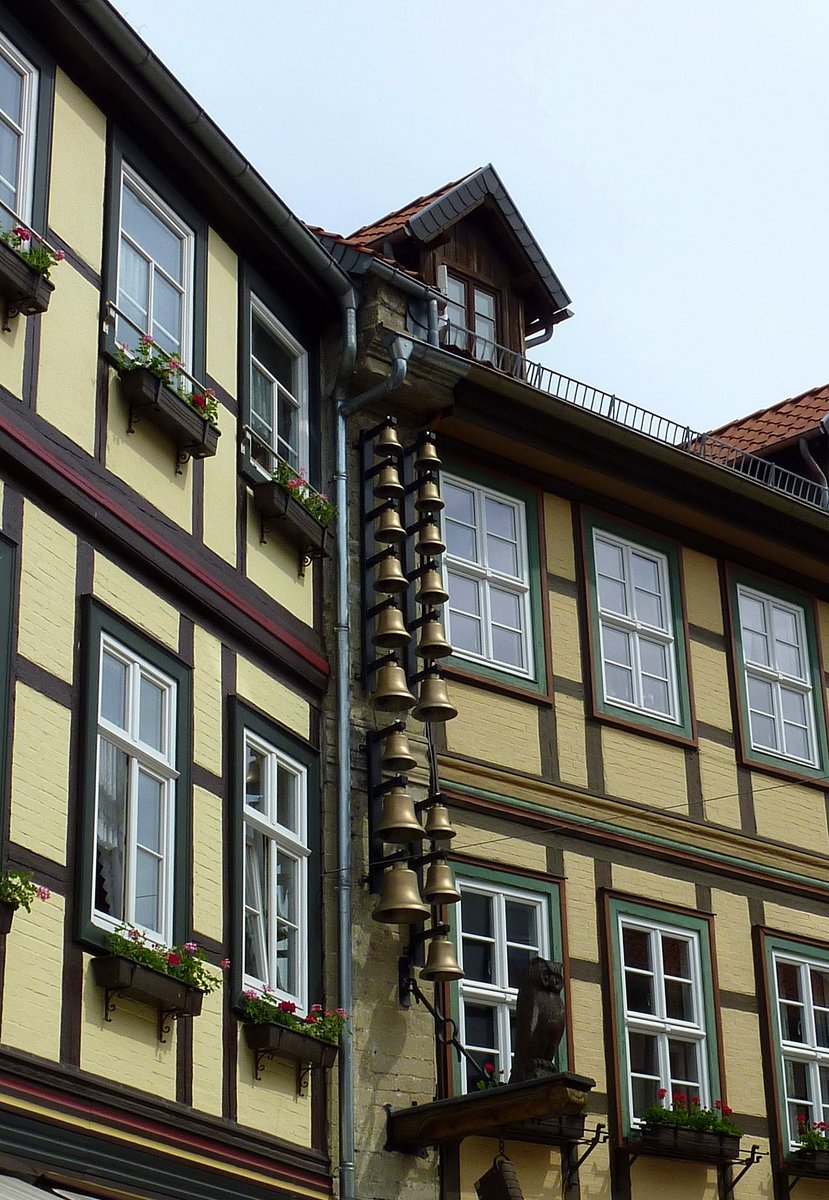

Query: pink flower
[657,1088,667,1099]
[287,477,303,490]
[12,226,30,240]
[167,358,181,371]
[220,958,230,970]
[263,983,273,993]
[204,388,216,399]
[35,885,50,901]
[336,1007,348,1017]
[311,1003,323,1012]
[139,334,154,346]
[167,952,181,966]
[55,249,65,261]
[183,941,198,953]
[128,927,142,941]
[242,989,258,1000]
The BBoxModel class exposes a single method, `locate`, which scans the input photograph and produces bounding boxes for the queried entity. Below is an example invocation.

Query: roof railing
[438,322,828,512]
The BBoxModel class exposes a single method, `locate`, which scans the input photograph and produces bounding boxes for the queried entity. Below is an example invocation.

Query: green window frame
[229,699,321,1013]
[607,897,722,1138]
[583,512,693,740]
[450,863,564,1092]
[76,600,192,950]
[441,463,547,694]
[727,569,828,781]
[763,933,829,1155]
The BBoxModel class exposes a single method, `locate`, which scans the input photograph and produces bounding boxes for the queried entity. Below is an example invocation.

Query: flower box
[0,901,16,935]
[0,239,54,323]
[500,1112,586,1145]
[792,1148,829,1176]
[243,1020,338,1070]
[117,367,220,465]
[638,1123,741,1163]
[251,480,331,567]
[91,953,204,1040]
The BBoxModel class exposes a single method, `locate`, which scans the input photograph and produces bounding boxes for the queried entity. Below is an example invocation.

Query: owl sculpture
[508,957,566,1084]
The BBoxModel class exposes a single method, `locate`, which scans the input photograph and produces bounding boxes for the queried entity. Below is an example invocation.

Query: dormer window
[438,266,497,364]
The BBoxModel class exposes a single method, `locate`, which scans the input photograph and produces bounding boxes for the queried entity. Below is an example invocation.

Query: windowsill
[91,953,204,1041]
[590,701,697,748]
[737,742,829,789]
[631,1124,741,1164]
[114,365,221,470]
[0,239,54,325]
[443,657,549,701]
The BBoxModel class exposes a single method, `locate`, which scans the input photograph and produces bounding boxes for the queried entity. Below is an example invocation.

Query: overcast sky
[109,0,829,433]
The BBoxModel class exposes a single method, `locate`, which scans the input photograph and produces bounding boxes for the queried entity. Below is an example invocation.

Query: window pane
[604,626,632,668]
[642,674,670,715]
[487,534,518,577]
[152,272,182,356]
[101,651,127,729]
[446,520,477,562]
[136,770,162,853]
[474,289,496,320]
[277,391,299,464]
[505,900,536,945]
[251,366,274,441]
[598,575,627,616]
[0,55,22,125]
[777,961,803,1001]
[462,891,493,936]
[740,595,770,665]
[784,722,810,762]
[606,663,634,704]
[253,316,294,391]
[785,1058,811,1101]
[629,1031,659,1074]
[451,612,483,655]
[276,851,297,924]
[490,589,521,630]
[507,944,534,988]
[747,676,775,718]
[492,625,523,668]
[448,573,481,616]
[625,970,654,1014]
[95,738,128,920]
[462,939,493,983]
[811,968,829,1008]
[781,688,807,726]
[244,826,268,981]
[623,926,652,970]
[662,936,691,978]
[749,710,778,751]
[123,182,182,281]
[780,1001,805,1042]
[134,848,161,932]
[631,1075,659,1119]
[139,675,164,752]
[277,763,298,832]
[444,482,475,526]
[0,121,19,208]
[244,746,265,810]
[595,538,624,582]
[465,1003,497,1049]
[669,1039,701,1087]
[118,239,150,346]
[446,276,465,307]
[485,497,516,542]
[665,978,695,1022]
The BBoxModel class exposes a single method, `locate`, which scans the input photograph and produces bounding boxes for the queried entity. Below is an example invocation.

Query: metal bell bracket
[366,720,407,745]
[406,513,442,537]
[404,471,438,493]
[406,560,440,582]
[407,609,441,630]
[366,546,400,570]
[359,415,401,445]
[370,773,408,798]
[367,596,399,619]
[365,498,401,525]
[365,651,397,676]
[364,456,398,482]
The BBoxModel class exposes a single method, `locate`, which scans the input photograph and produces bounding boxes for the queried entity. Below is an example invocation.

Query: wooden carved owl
[508,957,565,1084]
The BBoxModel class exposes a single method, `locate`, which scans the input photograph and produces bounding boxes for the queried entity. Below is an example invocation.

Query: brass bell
[374,552,408,594]
[420,934,464,981]
[414,434,442,471]
[374,422,403,457]
[422,859,461,905]
[374,603,411,649]
[374,461,404,500]
[381,726,418,773]
[415,520,446,557]
[413,671,458,723]
[417,615,452,659]
[415,474,444,513]
[375,503,406,545]
[372,863,430,925]
[375,785,426,844]
[424,803,456,841]
[416,564,449,606]
[374,661,417,712]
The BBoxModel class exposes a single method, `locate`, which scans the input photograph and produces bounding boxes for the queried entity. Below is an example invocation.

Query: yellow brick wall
[10,683,70,864]
[17,502,76,682]
[460,1139,561,1200]
[0,310,25,398]
[543,493,576,580]
[688,641,733,731]
[601,725,687,813]
[563,851,599,961]
[202,401,238,567]
[236,1032,312,1146]
[548,591,583,682]
[93,553,180,650]
[753,774,829,853]
[49,69,106,272]
[446,682,541,775]
[193,625,223,775]
[206,230,238,396]
[682,549,724,633]
[190,984,223,1117]
[236,655,310,740]
[710,890,755,994]
[192,786,223,944]
[698,739,741,829]
[452,818,547,872]
[1,893,65,1061]
[245,495,314,627]
[37,267,99,455]
[554,692,589,788]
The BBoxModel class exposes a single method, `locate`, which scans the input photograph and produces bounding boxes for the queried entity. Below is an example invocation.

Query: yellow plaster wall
[236,1035,312,1146]
[10,683,69,864]
[0,313,25,399]
[37,266,98,454]
[711,890,755,994]
[543,493,575,580]
[193,625,223,775]
[206,230,238,395]
[563,851,599,961]
[698,739,741,830]
[445,682,541,775]
[554,692,589,788]
[245,496,314,627]
[236,656,310,740]
[765,902,829,944]
[80,953,176,1099]
[460,1138,561,1200]
[93,553,180,650]
[721,1008,765,1115]
[452,818,547,872]
[106,372,193,533]
[753,774,829,853]
[1,892,64,1061]
[612,863,697,909]
[17,502,76,682]
[49,69,106,271]
[569,977,606,1088]
[632,1160,719,1199]
[689,641,733,732]
[190,983,223,1117]
[202,402,237,567]
[601,725,687,813]
[192,786,223,944]
[682,549,724,633]
[548,591,583,682]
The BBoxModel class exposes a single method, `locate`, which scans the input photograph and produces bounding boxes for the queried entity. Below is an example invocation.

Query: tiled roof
[709,384,829,454]
[347,174,470,246]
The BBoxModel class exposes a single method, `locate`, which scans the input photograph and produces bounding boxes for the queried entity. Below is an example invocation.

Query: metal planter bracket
[723,1144,763,1195]
[564,1124,607,1190]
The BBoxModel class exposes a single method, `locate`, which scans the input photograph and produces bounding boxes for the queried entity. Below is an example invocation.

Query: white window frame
[116,165,194,369]
[619,915,710,1125]
[242,728,309,1012]
[737,585,818,767]
[593,529,680,724]
[773,949,829,1148]
[443,474,533,678]
[0,29,38,225]
[437,265,497,363]
[92,634,178,945]
[457,879,550,1090]
[248,295,309,477]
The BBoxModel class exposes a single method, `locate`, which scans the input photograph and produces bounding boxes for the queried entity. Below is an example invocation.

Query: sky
[108,0,829,433]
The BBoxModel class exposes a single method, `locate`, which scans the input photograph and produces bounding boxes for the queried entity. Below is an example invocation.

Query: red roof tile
[346,174,470,246]
[709,384,829,454]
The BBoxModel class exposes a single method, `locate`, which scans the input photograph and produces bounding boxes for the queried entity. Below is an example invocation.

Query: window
[608,899,721,1135]
[773,948,829,1147]
[456,873,561,1091]
[439,266,497,363]
[248,296,308,476]
[242,728,309,1007]
[78,604,192,950]
[0,29,37,225]
[443,474,533,678]
[583,515,693,739]
[115,166,194,364]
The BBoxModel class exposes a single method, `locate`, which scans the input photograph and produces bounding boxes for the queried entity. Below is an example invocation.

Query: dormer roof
[709,383,829,456]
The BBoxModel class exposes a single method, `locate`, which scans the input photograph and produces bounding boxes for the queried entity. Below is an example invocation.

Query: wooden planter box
[251,480,332,569]
[638,1123,741,1163]
[243,1021,338,1086]
[91,954,204,1041]
[791,1148,829,1176]
[118,367,220,466]
[0,901,16,935]
[0,239,54,323]
[500,1112,586,1145]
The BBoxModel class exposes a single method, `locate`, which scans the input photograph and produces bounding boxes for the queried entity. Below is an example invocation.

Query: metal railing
[439,322,828,512]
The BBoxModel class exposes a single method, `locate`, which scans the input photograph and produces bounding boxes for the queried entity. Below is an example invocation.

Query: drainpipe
[334,323,414,1200]
[524,324,553,350]
[800,416,829,510]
